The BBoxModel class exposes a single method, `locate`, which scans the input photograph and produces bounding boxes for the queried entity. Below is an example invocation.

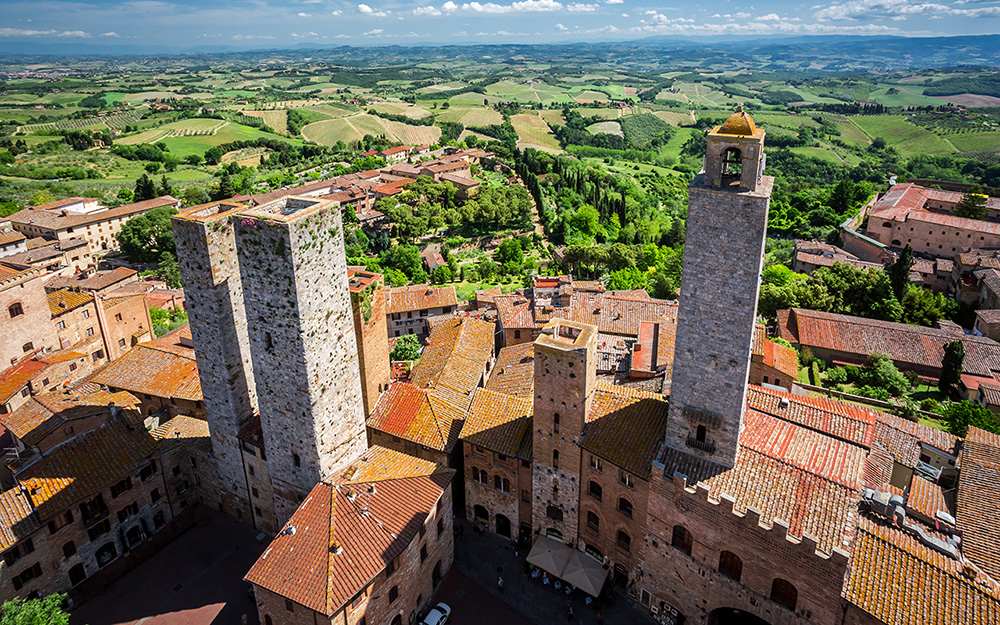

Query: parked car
[420,602,452,625]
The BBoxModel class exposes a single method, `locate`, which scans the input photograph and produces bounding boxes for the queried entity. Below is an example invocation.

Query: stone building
[348,269,390,416]
[48,289,152,365]
[0,350,94,417]
[1,261,58,368]
[234,196,367,525]
[748,326,799,392]
[367,382,467,468]
[5,237,93,277]
[173,200,258,523]
[664,107,772,469]
[244,447,454,625]
[386,285,457,340]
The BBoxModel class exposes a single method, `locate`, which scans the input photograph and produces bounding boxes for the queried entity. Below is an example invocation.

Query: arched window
[586,511,600,532]
[265,617,273,625]
[771,578,798,611]
[696,424,707,443]
[617,497,633,518]
[882,221,892,228]
[501,478,510,493]
[389,585,399,603]
[719,551,742,582]
[8,303,23,319]
[68,563,87,586]
[494,475,502,490]
[546,505,563,522]
[722,147,742,176]
[616,530,631,552]
[552,449,559,469]
[553,413,560,434]
[63,541,77,558]
[671,525,692,555]
[587,480,602,500]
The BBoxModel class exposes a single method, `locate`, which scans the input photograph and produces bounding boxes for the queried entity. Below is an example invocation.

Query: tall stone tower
[532,318,597,543]
[664,108,772,468]
[173,201,258,522]
[348,269,390,417]
[234,196,367,524]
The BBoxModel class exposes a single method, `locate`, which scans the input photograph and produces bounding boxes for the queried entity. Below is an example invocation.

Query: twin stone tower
[171,108,771,530]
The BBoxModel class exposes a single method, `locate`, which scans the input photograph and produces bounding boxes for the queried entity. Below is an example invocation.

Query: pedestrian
[498,576,504,593]
[597,611,603,625]
[567,605,574,622]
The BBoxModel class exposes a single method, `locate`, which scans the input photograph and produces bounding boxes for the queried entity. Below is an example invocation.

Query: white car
[420,602,452,625]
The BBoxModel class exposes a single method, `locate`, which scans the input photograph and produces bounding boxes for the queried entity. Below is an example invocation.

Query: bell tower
[663,107,772,468]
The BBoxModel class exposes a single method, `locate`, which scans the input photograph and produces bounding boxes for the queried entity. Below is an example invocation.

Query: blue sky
[1,0,998,48]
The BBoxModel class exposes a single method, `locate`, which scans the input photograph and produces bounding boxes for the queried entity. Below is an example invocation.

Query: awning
[526,536,608,597]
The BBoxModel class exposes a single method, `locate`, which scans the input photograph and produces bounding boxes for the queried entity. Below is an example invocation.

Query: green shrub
[920,398,941,414]
[855,386,891,402]
[826,367,849,385]
[810,361,821,386]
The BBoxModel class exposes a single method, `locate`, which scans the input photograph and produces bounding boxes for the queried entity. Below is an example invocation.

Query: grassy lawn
[850,115,957,158]
[454,279,522,301]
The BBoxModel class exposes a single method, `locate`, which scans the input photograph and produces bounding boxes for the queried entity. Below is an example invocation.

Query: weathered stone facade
[173,201,258,523]
[464,443,530,539]
[665,118,772,468]
[235,197,367,524]
[633,475,848,625]
[1,263,57,367]
[531,319,597,542]
[348,270,390,417]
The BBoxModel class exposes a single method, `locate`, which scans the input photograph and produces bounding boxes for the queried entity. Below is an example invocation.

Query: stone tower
[664,108,773,468]
[532,318,597,543]
[234,196,367,524]
[173,201,258,522]
[347,269,390,416]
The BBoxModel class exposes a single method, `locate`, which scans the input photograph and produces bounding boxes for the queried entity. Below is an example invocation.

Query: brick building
[48,289,152,365]
[0,351,94,416]
[1,262,58,368]
[4,238,93,277]
[244,447,454,625]
[748,325,799,391]
[348,269,390,416]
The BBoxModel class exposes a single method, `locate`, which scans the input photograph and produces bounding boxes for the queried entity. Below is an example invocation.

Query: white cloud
[414,5,442,14]
[442,0,459,10]
[99,31,120,37]
[290,31,320,37]
[232,34,276,39]
[358,3,390,16]
[813,0,1000,21]
[331,9,343,14]
[297,12,311,16]
[0,28,92,37]
[629,17,898,34]
[363,28,384,34]
[755,13,782,20]
[621,12,629,16]
[567,2,599,11]
[556,22,568,29]
[606,0,624,3]
[462,0,563,13]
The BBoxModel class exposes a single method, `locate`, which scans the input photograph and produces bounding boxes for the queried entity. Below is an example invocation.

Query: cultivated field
[436,107,504,126]
[850,115,957,157]
[301,113,441,146]
[117,118,228,144]
[243,110,288,135]
[587,121,623,137]
[511,112,561,153]
[371,103,433,120]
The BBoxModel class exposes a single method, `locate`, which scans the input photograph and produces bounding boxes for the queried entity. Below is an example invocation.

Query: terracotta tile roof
[778,308,1000,378]
[632,320,675,375]
[661,408,865,553]
[15,418,157,521]
[237,415,265,448]
[367,383,466,452]
[0,488,39,551]
[244,446,453,615]
[48,288,93,315]
[90,342,201,402]
[907,474,950,521]
[843,517,1000,625]
[569,291,678,336]
[581,383,669,480]
[0,359,47,404]
[494,293,537,330]
[409,317,494,407]
[460,389,532,460]
[978,309,1000,325]
[0,230,26,246]
[10,196,178,232]
[872,413,958,469]
[475,287,502,306]
[746,385,877,448]
[957,426,1000,582]
[2,389,137,448]
[387,285,457,315]
[151,415,212,454]
[46,267,137,292]
[484,343,534,397]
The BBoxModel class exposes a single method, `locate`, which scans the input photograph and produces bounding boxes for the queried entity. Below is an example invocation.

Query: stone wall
[0,268,57,367]
[578,457,650,581]
[632,474,848,625]
[665,174,773,467]
[99,294,153,362]
[174,203,258,521]
[463,441,526,539]
[242,444,279,534]
[350,273,390,417]
[235,198,367,525]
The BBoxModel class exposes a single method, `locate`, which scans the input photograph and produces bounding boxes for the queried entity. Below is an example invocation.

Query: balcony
[686,436,715,454]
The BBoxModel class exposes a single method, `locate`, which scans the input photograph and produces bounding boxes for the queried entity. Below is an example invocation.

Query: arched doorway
[473,505,489,525]
[495,514,511,538]
[722,147,743,176]
[68,563,87,587]
[708,608,773,625]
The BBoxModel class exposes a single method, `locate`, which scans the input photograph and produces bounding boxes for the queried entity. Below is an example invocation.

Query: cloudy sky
[1,0,998,48]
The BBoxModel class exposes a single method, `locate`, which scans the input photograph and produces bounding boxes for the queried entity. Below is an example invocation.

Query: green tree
[762,264,797,287]
[157,252,182,288]
[212,173,235,201]
[432,265,453,284]
[182,186,211,207]
[380,245,422,278]
[495,238,524,267]
[384,268,408,287]
[477,258,500,282]
[952,188,989,220]
[0,593,70,625]
[390,334,422,361]
[134,173,157,202]
[828,178,857,215]
[888,244,914,301]
[942,400,1000,437]
[607,267,649,291]
[116,205,179,263]
[939,340,965,396]
[158,175,174,198]
[117,187,134,203]
[861,352,910,396]
[28,190,53,206]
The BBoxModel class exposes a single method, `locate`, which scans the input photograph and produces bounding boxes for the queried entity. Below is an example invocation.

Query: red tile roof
[484,343,534,397]
[746,385,877,448]
[581,383,669,480]
[244,446,453,615]
[10,196,178,231]
[2,389,137,448]
[461,388,532,460]
[0,359,47,404]
[957,426,1000,582]
[409,317,494,408]
[46,267,137,292]
[367,382,466,452]
[0,488,39,551]
[387,285,457,315]
[90,338,200,402]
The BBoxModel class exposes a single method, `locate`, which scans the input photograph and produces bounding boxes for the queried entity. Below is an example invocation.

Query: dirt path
[941,136,959,152]
[690,109,697,124]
